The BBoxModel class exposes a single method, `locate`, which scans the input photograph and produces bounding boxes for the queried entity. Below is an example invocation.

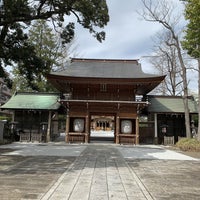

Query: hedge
[176,138,200,151]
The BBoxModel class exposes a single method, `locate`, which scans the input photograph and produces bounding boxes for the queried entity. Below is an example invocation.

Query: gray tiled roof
[51,58,162,79]
[148,95,198,113]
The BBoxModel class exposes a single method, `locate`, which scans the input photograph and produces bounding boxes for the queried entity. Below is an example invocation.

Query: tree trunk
[176,38,191,138]
[197,58,200,141]
[140,0,191,137]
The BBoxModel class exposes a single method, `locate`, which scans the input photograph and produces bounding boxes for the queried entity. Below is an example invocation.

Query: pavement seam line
[115,159,131,199]
[40,155,85,200]
[68,156,89,200]
[105,156,109,199]
[114,158,129,199]
[126,162,154,200]
[115,147,154,200]
[88,156,97,200]
[40,161,76,200]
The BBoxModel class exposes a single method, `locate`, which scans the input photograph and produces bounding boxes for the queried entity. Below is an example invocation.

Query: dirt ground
[165,146,200,159]
[179,150,200,159]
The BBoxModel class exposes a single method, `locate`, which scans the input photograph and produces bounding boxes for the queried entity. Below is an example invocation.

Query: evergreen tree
[12,20,75,92]
[0,0,109,90]
[182,0,200,140]
[182,0,200,59]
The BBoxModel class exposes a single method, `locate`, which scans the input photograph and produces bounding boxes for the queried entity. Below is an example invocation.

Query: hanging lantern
[73,118,84,132]
[121,120,132,134]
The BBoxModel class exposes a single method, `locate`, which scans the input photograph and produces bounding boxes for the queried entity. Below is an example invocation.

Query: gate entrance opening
[90,115,115,143]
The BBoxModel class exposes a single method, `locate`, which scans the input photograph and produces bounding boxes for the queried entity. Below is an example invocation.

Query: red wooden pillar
[85,114,89,143]
[46,111,52,142]
[136,117,139,145]
[116,115,120,144]
[65,114,70,143]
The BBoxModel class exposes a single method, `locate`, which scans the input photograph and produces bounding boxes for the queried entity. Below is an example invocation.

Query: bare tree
[140,0,191,138]
[149,31,183,96]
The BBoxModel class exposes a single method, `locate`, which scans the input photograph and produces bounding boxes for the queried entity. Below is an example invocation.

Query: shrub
[176,138,200,151]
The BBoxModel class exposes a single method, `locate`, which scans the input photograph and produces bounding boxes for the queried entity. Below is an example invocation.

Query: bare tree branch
[140,0,191,137]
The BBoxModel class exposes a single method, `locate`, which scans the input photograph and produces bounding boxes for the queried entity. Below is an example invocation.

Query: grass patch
[176,138,200,152]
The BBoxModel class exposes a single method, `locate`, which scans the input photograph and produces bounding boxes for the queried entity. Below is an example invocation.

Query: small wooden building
[147,95,198,144]
[1,92,61,142]
[47,58,165,144]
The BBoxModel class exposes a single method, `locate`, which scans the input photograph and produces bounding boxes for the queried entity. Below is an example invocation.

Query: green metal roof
[148,95,198,113]
[1,93,60,110]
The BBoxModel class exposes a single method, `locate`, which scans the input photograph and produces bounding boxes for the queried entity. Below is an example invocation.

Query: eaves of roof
[148,95,198,114]
[1,92,60,110]
[49,58,164,79]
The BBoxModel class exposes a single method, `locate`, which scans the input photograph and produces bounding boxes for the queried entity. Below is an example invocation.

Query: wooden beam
[60,99,148,105]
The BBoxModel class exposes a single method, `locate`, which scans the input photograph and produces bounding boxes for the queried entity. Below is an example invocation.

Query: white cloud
[73,0,164,59]
[70,0,197,91]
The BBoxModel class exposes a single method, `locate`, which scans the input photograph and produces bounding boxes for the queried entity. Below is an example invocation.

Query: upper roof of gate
[49,58,164,79]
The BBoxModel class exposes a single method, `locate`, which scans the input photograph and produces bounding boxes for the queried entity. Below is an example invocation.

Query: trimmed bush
[176,138,200,151]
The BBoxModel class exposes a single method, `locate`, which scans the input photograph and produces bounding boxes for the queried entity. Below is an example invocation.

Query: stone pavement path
[41,145,152,200]
[1,143,200,200]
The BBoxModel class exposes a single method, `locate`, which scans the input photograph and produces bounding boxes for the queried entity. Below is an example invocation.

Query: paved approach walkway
[41,145,152,200]
[0,143,200,200]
